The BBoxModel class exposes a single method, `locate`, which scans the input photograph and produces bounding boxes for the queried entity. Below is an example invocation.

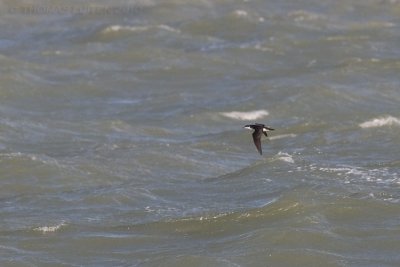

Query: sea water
[1,0,399,266]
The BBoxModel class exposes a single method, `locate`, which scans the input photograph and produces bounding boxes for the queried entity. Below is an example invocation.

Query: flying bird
[243,123,274,155]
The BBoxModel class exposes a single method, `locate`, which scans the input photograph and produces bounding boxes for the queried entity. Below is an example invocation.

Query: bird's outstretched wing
[252,130,263,155]
[262,127,274,137]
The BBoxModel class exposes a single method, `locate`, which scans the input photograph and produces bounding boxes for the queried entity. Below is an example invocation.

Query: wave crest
[33,222,67,233]
[220,110,269,121]
[359,116,400,128]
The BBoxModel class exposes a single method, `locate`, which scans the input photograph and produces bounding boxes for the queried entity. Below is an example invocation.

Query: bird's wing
[263,126,274,137]
[252,130,263,155]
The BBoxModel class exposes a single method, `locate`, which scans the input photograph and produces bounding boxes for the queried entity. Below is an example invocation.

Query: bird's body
[243,123,274,155]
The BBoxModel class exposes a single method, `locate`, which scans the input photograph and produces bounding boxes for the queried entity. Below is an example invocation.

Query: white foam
[270,133,297,140]
[156,24,181,33]
[359,116,400,128]
[102,24,180,34]
[102,25,148,33]
[220,110,269,121]
[315,165,399,186]
[233,10,248,17]
[34,222,66,233]
[277,152,295,163]
[288,10,324,22]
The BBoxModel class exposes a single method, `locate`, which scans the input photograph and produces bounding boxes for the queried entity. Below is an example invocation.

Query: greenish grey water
[1,0,400,266]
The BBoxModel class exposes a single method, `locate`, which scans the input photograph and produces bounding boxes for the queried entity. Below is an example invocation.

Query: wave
[287,10,325,22]
[359,116,400,128]
[270,133,297,140]
[101,24,180,34]
[0,152,59,166]
[220,110,269,121]
[310,164,400,186]
[277,152,295,164]
[33,222,67,233]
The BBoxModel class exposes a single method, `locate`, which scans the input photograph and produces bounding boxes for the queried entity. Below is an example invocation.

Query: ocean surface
[1,0,400,266]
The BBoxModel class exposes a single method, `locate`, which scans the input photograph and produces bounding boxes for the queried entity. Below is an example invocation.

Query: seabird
[243,123,275,155]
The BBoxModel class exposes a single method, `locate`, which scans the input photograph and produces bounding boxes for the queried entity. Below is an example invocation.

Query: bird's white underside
[244,126,272,132]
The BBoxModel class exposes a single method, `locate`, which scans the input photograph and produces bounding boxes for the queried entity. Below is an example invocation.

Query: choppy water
[1,0,400,266]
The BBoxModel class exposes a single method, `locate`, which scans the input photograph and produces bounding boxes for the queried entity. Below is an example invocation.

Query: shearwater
[243,123,275,155]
